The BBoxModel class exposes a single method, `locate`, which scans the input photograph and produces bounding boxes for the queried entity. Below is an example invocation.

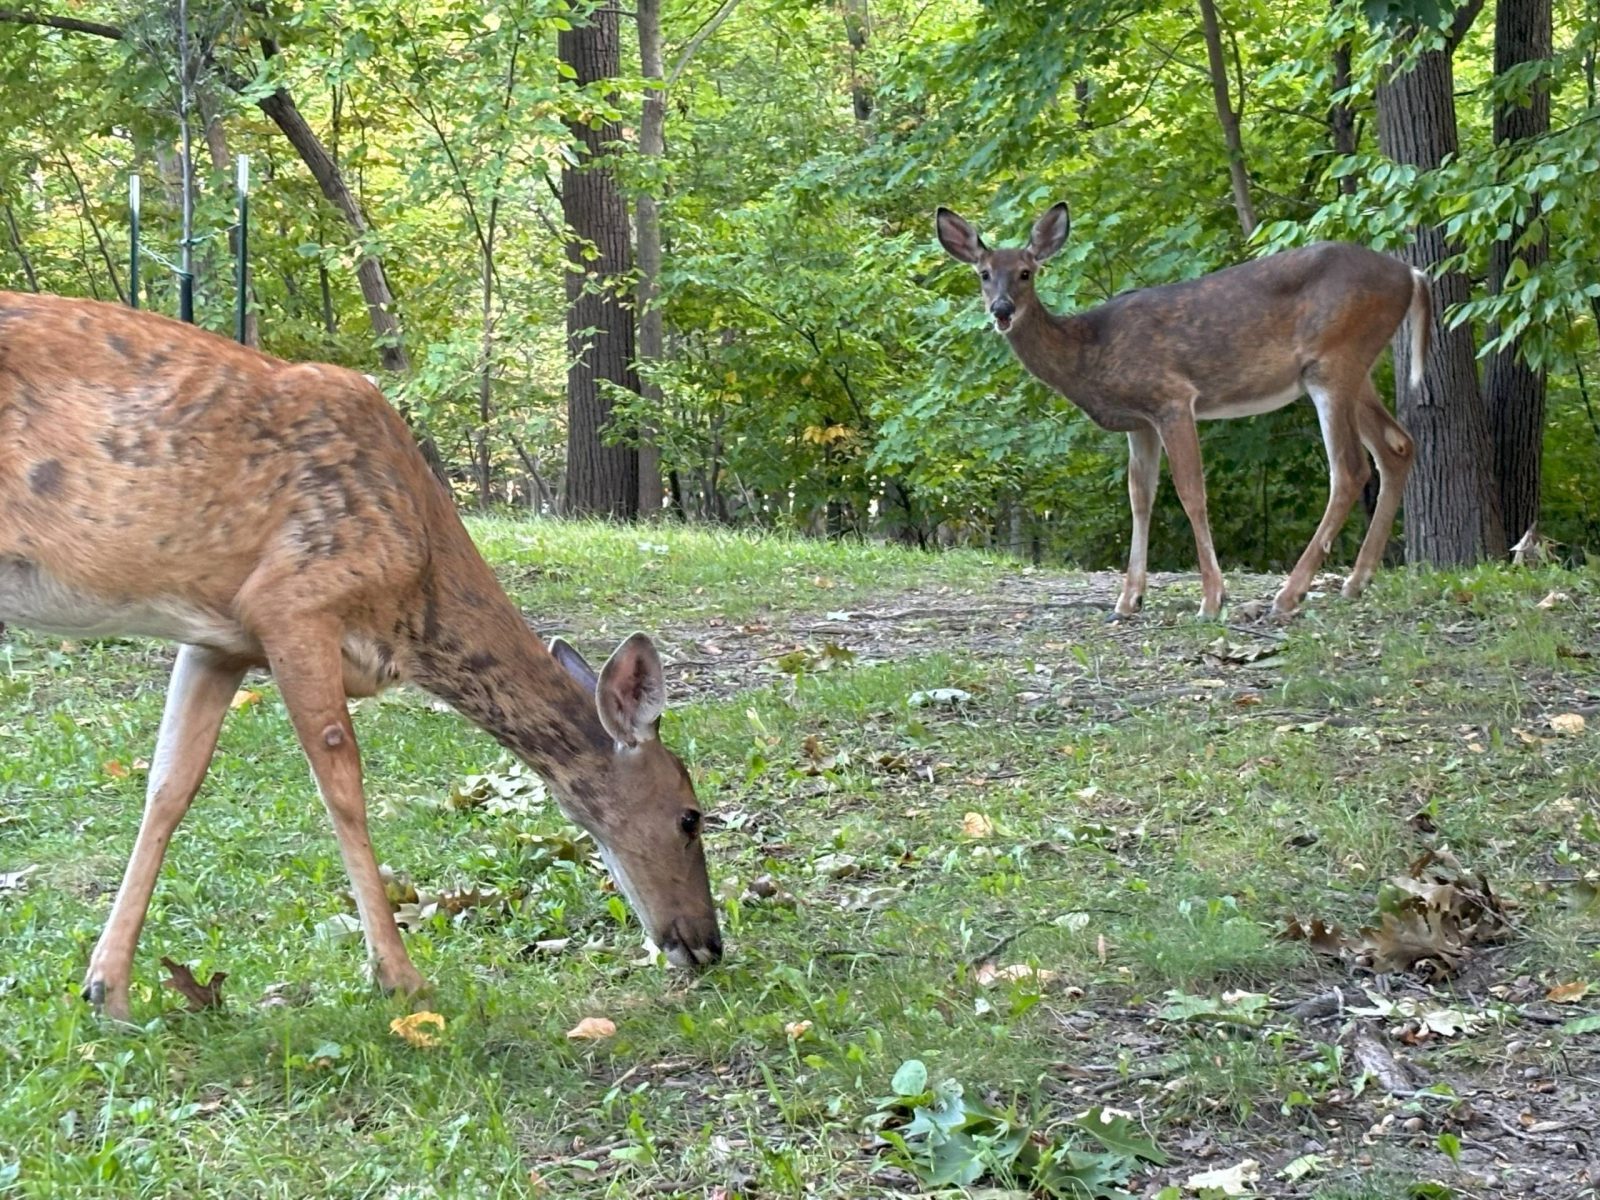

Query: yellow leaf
[1550,713,1586,735]
[975,963,1059,988]
[231,688,263,710]
[784,1020,813,1039]
[1547,980,1590,1004]
[102,760,129,779]
[566,1016,617,1041]
[390,1011,446,1048]
[961,811,993,838]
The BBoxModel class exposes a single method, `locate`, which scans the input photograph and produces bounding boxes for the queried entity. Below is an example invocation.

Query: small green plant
[875,1060,1167,1198]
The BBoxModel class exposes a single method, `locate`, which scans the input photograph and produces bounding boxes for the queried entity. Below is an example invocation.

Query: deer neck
[1005,304,1092,402]
[397,554,613,810]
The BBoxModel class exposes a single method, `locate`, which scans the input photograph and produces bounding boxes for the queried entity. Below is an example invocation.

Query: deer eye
[1020,269,1032,281]
[979,270,991,282]
[680,810,701,838]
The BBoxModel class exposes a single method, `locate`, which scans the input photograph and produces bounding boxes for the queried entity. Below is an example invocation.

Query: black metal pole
[177,0,194,323]
[128,175,141,310]
[235,155,249,343]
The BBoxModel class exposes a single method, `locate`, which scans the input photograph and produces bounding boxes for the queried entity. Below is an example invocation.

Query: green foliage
[877,1064,1166,1197]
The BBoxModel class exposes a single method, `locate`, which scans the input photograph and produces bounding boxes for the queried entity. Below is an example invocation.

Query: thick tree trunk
[1197,0,1257,237]
[1487,0,1552,547]
[1376,6,1506,565]
[561,8,641,519]
[635,0,666,516]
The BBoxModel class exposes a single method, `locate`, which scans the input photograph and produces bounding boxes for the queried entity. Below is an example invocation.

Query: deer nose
[990,297,1015,320]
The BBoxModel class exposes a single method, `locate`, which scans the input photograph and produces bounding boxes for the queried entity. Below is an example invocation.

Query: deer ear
[549,637,600,692]
[936,207,986,264]
[596,633,666,748]
[1029,203,1070,262]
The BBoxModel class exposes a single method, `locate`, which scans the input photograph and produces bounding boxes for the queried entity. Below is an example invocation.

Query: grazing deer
[0,291,722,1022]
[936,204,1426,619]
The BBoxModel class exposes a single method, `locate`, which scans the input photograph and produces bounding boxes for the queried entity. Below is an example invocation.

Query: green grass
[2,522,1598,1197]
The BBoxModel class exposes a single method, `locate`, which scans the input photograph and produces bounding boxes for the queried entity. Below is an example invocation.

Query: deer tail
[1407,268,1432,390]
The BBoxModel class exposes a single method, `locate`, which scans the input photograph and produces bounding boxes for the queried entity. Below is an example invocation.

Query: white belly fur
[1197,385,1302,421]
[0,556,257,655]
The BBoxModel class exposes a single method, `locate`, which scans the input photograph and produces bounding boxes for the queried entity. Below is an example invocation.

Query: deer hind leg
[1157,408,1226,619]
[261,617,426,999]
[1115,426,1163,619]
[1344,383,1415,599]
[85,644,248,1022]
[1274,380,1371,617]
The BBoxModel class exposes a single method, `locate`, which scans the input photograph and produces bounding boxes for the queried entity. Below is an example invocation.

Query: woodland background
[1,0,1596,571]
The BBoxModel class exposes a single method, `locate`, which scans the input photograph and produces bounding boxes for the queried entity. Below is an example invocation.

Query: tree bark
[1487,0,1552,547]
[1330,4,1358,198]
[1197,0,1257,237]
[560,7,641,519]
[1376,3,1506,565]
[635,0,666,515]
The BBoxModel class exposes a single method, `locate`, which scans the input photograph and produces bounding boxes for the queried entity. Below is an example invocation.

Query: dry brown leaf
[1536,590,1569,610]
[1550,712,1587,735]
[1546,980,1591,1004]
[160,956,227,1011]
[784,1020,813,1039]
[102,760,129,779]
[230,688,263,710]
[390,1011,446,1047]
[1282,916,1352,957]
[566,1016,617,1041]
[961,811,994,838]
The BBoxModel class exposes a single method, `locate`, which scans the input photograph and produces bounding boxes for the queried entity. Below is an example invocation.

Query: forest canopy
[1,0,1595,568]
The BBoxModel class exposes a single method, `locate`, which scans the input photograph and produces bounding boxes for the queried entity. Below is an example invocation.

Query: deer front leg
[85,644,247,1022]
[1157,409,1226,619]
[1274,383,1370,617]
[1115,426,1163,619]
[263,620,426,1000]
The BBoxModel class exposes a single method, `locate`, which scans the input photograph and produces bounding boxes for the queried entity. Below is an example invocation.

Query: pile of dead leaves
[1284,847,1512,981]
[345,865,521,932]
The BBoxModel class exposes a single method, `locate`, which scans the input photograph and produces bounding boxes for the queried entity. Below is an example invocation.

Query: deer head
[936,203,1070,333]
[549,633,721,968]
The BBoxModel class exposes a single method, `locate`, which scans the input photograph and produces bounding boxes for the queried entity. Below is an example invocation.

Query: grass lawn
[2,518,1597,1199]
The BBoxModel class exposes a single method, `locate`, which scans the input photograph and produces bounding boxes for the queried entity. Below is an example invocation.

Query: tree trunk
[635,0,666,516]
[1487,0,1552,547]
[1376,4,1506,565]
[1196,0,1257,237]
[1330,1,1358,198]
[3,203,40,291]
[197,88,259,346]
[560,8,641,519]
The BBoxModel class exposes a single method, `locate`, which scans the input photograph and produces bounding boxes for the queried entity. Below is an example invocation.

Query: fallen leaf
[975,963,1059,988]
[961,811,994,838]
[1547,980,1591,1004]
[1185,1158,1260,1195]
[160,956,227,1011]
[1550,712,1586,735]
[1536,590,1569,609]
[784,1020,813,1039]
[0,865,38,894]
[390,1011,446,1047]
[102,760,129,779]
[230,688,263,710]
[566,1016,616,1041]
[908,687,972,707]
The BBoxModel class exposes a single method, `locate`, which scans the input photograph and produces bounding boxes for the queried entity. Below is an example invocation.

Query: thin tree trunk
[1376,0,1506,564]
[560,6,641,518]
[58,153,125,303]
[1487,0,1553,547]
[635,0,666,515]
[1197,0,1257,237]
[1330,0,1358,198]
[3,203,39,291]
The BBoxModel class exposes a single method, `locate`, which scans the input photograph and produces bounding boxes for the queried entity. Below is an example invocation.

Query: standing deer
[0,291,721,1022]
[936,203,1426,619]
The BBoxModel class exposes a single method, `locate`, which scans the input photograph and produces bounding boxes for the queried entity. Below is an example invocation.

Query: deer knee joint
[322,724,346,749]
